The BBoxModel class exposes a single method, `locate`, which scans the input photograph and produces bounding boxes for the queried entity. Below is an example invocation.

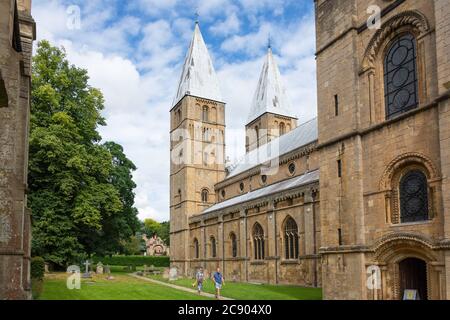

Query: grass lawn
[148,275,322,300]
[39,272,211,300]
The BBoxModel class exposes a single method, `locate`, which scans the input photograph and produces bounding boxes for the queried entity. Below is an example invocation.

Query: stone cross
[81,260,92,278]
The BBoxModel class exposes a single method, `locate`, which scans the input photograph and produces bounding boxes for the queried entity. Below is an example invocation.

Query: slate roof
[226,117,318,179]
[202,170,319,214]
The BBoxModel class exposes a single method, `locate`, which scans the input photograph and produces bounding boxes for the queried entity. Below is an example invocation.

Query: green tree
[143,218,161,237]
[29,41,139,266]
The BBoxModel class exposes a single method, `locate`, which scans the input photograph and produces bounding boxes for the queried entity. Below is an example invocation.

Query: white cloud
[31,0,317,223]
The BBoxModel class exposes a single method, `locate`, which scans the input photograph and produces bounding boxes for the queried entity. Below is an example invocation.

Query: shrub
[30,257,45,280]
[91,255,169,267]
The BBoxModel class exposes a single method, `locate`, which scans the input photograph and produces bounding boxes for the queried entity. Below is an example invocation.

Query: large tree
[29,41,139,266]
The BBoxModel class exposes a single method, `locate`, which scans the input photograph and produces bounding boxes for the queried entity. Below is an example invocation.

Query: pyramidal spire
[247,47,297,124]
[172,23,222,107]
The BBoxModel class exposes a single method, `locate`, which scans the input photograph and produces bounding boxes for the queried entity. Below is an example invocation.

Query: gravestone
[143,264,148,276]
[169,267,178,281]
[81,260,91,278]
[96,262,104,274]
[44,263,49,273]
[104,265,111,274]
[162,268,170,279]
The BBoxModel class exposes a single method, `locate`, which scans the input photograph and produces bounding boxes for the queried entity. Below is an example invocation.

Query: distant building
[143,234,169,256]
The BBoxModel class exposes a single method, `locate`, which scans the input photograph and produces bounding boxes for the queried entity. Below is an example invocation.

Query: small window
[210,236,217,258]
[334,94,339,116]
[202,106,209,122]
[288,163,296,175]
[279,122,286,135]
[337,159,342,178]
[221,189,226,199]
[239,182,244,192]
[193,238,199,259]
[201,189,208,203]
[338,228,343,246]
[261,175,267,184]
[230,233,237,258]
[178,189,182,199]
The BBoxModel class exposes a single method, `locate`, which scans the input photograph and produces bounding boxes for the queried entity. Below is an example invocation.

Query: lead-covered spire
[172,23,222,107]
[247,47,297,124]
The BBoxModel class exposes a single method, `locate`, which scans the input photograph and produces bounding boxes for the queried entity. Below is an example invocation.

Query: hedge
[91,255,170,267]
[30,257,45,280]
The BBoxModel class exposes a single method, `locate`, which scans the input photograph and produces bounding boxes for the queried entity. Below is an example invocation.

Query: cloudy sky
[32,0,318,222]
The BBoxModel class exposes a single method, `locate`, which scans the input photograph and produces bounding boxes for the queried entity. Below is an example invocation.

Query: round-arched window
[400,170,429,223]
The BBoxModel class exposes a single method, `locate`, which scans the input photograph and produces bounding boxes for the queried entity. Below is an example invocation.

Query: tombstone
[169,267,178,281]
[162,268,169,279]
[104,265,111,274]
[81,260,92,278]
[96,262,104,274]
[44,263,50,273]
[143,265,149,276]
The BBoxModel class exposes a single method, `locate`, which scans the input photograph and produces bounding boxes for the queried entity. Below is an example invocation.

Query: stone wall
[0,0,35,300]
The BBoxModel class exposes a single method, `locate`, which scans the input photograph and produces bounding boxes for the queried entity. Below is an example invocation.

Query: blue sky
[32,0,318,222]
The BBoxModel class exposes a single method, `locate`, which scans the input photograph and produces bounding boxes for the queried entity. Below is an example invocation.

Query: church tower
[169,22,226,274]
[245,45,297,152]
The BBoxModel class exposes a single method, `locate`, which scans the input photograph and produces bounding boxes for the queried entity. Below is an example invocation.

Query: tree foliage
[29,41,140,266]
[143,219,170,245]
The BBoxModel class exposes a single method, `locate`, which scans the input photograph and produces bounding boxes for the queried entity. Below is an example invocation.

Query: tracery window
[284,217,299,259]
[400,170,429,223]
[384,33,419,119]
[253,223,265,260]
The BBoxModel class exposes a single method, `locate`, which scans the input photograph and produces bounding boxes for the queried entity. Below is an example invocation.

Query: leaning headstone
[96,262,104,274]
[169,267,178,281]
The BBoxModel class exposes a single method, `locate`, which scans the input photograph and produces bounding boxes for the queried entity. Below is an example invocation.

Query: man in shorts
[212,267,225,299]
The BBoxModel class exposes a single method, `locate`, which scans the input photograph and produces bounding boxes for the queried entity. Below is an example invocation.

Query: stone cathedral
[170,0,450,300]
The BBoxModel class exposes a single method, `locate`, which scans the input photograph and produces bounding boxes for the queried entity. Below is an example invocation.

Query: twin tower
[169,22,298,262]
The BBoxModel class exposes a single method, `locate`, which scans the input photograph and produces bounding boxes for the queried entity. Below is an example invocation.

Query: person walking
[212,267,225,299]
[193,267,205,295]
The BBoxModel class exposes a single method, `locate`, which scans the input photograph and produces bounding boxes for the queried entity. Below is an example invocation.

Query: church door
[399,258,428,300]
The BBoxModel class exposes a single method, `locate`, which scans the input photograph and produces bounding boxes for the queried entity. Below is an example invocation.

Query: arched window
[202,106,209,122]
[384,33,418,119]
[284,217,299,259]
[400,170,429,223]
[252,223,265,260]
[193,238,199,259]
[201,189,208,203]
[210,236,217,258]
[230,232,237,258]
[279,122,285,135]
